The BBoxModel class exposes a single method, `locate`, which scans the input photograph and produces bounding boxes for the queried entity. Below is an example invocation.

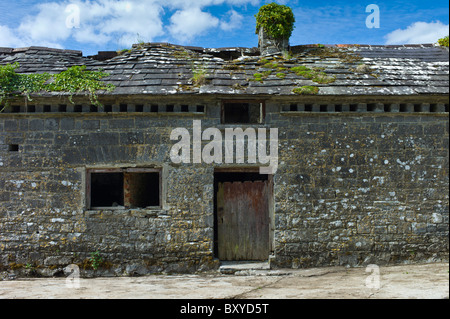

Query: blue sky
[0,0,448,56]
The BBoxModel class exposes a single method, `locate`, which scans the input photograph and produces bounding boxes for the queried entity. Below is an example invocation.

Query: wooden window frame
[86,167,162,210]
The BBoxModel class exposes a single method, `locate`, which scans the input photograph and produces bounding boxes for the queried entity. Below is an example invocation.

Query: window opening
[222,101,264,124]
[8,144,19,152]
[90,172,124,208]
[88,169,161,209]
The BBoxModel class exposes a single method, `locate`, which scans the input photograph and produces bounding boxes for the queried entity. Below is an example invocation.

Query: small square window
[8,144,19,152]
[150,104,159,112]
[88,168,161,209]
[222,101,264,124]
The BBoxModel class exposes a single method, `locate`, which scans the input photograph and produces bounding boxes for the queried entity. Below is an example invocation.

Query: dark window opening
[305,104,313,112]
[74,105,82,112]
[181,105,189,112]
[399,104,408,112]
[120,104,128,112]
[27,105,36,113]
[8,144,19,152]
[335,105,343,112]
[104,105,112,112]
[290,104,298,111]
[135,104,144,112]
[89,169,160,209]
[90,172,124,208]
[166,105,174,112]
[11,105,20,113]
[151,104,158,112]
[320,105,328,112]
[197,105,205,113]
[58,105,67,112]
[350,104,358,112]
[367,104,377,112]
[90,105,98,112]
[125,172,160,208]
[223,102,264,124]
[43,105,51,113]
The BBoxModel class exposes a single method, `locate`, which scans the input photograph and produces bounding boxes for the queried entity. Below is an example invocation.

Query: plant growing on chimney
[255,2,295,40]
[437,35,449,47]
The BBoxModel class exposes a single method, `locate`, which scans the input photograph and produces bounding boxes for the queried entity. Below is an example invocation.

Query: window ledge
[84,207,165,217]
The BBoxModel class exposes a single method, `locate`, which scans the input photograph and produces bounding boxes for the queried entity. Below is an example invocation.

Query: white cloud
[0,23,64,49]
[94,1,164,47]
[0,25,25,47]
[163,0,259,9]
[1,0,262,49]
[18,2,72,43]
[220,10,244,31]
[73,26,112,46]
[385,21,449,45]
[168,7,219,42]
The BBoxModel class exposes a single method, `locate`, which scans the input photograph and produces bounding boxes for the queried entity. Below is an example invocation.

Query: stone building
[0,38,448,276]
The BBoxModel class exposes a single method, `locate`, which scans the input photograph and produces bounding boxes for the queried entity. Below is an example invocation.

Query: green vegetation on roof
[0,62,114,112]
[292,86,319,95]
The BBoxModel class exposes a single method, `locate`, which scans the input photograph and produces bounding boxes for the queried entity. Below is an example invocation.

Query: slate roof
[1,43,449,97]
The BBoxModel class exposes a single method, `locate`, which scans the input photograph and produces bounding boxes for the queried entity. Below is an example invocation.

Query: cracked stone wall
[0,99,448,276]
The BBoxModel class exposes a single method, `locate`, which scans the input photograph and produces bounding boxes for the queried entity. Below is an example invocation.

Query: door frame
[213,168,274,261]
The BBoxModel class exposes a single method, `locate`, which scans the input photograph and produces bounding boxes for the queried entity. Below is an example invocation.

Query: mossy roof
[1,42,448,97]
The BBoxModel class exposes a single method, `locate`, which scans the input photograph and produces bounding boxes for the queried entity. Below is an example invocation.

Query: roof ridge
[0,46,82,56]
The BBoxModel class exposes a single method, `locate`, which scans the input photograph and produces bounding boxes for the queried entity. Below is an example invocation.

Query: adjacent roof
[1,43,449,97]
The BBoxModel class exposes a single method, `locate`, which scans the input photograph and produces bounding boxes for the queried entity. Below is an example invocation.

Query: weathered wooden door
[217,181,270,261]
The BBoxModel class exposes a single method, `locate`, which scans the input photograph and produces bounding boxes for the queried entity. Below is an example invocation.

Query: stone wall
[270,107,449,268]
[0,98,448,276]
[0,100,218,276]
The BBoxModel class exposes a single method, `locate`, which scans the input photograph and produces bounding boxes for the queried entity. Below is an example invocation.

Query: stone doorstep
[219,261,292,276]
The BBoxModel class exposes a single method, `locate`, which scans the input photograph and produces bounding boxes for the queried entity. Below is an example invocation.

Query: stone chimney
[255,3,295,56]
[258,27,289,56]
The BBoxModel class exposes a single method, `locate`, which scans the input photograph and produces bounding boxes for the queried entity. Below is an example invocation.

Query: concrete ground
[0,263,448,299]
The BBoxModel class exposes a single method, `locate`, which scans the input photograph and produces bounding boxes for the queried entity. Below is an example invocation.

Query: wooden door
[217,180,270,261]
